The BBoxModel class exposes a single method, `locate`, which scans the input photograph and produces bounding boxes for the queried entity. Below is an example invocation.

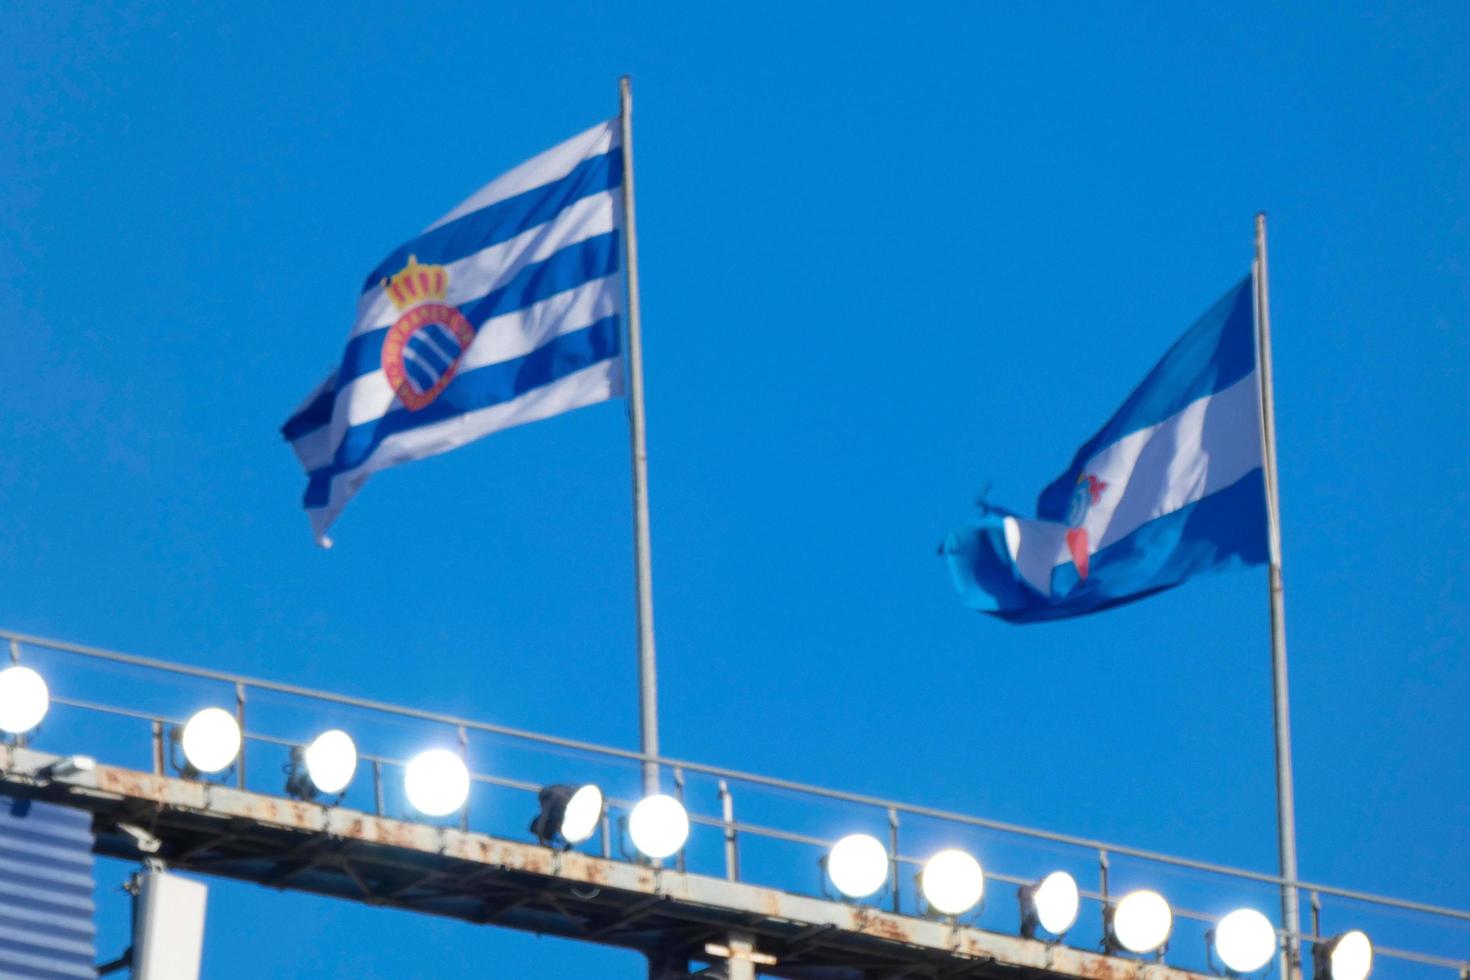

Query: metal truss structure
[1,629,1465,980]
[3,745,1211,980]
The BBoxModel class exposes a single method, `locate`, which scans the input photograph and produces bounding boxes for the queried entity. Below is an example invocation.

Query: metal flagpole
[618,76,661,797]
[1254,212,1302,980]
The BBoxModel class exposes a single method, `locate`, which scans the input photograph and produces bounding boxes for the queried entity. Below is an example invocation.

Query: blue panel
[0,795,96,979]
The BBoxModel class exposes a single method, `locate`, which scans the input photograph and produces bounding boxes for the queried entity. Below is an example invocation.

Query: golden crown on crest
[384,256,449,311]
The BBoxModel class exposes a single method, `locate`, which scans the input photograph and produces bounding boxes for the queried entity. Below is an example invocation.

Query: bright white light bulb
[560,784,603,845]
[303,729,357,795]
[0,666,49,735]
[1031,870,1080,935]
[180,707,242,774]
[628,794,689,858]
[1112,889,1172,953]
[1214,908,1277,973]
[404,748,470,816]
[921,849,984,915]
[827,834,889,899]
[1330,930,1373,980]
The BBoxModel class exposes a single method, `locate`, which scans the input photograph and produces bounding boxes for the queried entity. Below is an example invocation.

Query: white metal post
[1254,212,1302,980]
[619,76,661,797]
[725,932,758,980]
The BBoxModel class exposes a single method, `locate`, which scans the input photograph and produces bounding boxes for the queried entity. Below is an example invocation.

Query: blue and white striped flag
[943,277,1269,621]
[281,120,625,544]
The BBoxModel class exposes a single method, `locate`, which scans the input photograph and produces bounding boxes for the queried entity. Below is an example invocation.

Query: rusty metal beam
[0,746,1219,980]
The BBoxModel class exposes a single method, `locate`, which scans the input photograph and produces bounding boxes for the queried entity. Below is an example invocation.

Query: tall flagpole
[1254,212,1301,980]
[619,76,661,797]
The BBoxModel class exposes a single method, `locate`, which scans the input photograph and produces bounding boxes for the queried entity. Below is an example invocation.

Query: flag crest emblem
[380,256,476,411]
[1064,473,1107,581]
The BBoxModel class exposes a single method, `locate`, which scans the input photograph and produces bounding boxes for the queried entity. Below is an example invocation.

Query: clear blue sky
[2,3,1467,977]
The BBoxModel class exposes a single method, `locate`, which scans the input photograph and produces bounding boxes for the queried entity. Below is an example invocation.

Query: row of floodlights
[823,833,1371,978]
[0,670,1374,979]
[0,671,615,825]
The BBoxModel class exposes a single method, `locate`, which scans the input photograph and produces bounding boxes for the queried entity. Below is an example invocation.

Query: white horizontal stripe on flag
[347,190,617,342]
[1080,371,1263,551]
[307,358,624,543]
[1005,517,1072,596]
[426,120,618,233]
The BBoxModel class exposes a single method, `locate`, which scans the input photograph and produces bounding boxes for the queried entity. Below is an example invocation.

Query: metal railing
[3,628,1466,978]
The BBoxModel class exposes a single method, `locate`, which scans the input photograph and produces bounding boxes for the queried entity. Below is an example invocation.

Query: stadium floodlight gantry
[2,628,1466,980]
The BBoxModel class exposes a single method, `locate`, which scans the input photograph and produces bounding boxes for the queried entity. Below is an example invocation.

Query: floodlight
[1109,889,1172,954]
[1213,908,1277,974]
[286,729,357,800]
[530,783,604,848]
[826,834,889,899]
[920,848,985,916]
[1020,870,1080,938]
[403,748,470,817]
[304,729,357,794]
[561,784,603,844]
[1314,930,1372,980]
[627,794,689,859]
[179,708,242,774]
[0,666,49,735]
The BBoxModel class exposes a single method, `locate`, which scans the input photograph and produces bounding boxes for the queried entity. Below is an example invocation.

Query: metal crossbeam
[0,745,1216,980]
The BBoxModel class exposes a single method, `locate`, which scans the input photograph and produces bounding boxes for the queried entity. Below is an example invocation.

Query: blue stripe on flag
[420,324,460,361]
[332,231,620,390]
[1036,276,1255,522]
[302,314,621,507]
[361,150,623,292]
[281,384,336,441]
[991,470,1267,622]
[402,354,437,393]
[406,334,452,375]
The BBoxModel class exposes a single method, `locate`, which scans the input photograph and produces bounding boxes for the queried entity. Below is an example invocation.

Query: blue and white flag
[943,277,1269,622]
[282,120,625,543]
